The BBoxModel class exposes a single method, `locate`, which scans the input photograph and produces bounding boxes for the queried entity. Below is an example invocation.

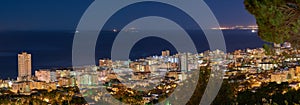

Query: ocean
[0,30,265,79]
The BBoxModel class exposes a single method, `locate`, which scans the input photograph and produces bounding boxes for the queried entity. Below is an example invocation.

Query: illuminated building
[258,63,278,70]
[282,42,292,48]
[50,71,57,82]
[180,53,188,72]
[58,77,75,87]
[162,50,170,57]
[99,59,112,67]
[0,80,10,88]
[78,73,98,87]
[296,66,300,73]
[130,62,150,72]
[270,73,288,84]
[56,69,71,78]
[35,69,51,83]
[11,81,57,94]
[17,52,32,81]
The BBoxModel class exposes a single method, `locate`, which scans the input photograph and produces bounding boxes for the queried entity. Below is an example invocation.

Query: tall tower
[180,53,188,72]
[18,52,32,81]
[162,50,170,57]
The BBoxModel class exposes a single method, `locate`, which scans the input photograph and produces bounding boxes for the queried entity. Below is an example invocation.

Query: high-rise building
[162,50,170,57]
[180,53,188,72]
[50,71,57,82]
[18,52,32,81]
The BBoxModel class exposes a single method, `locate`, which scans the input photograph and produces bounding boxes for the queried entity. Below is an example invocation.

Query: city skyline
[1,41,300,104]
[0,29,265,79]
[1,0,300,105]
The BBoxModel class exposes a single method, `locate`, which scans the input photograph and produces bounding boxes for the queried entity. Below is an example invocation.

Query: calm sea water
[0,30,265,79]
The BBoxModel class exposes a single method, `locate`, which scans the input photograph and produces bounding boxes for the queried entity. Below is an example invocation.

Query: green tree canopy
[244,0,300,48]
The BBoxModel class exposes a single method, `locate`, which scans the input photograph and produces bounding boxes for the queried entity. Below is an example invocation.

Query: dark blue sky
[0,0,256,31]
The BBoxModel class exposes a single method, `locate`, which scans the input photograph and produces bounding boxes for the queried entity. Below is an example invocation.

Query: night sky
[0,0,256,31]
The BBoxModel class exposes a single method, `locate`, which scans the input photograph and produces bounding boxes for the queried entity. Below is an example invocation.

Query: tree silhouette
[244,0,300,48]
